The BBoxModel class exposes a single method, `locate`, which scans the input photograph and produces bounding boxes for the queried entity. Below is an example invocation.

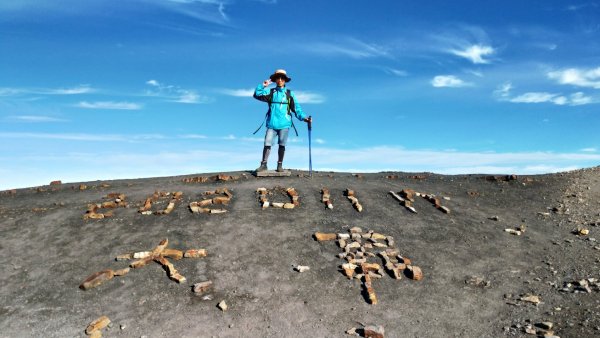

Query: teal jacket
[254,84,306,130]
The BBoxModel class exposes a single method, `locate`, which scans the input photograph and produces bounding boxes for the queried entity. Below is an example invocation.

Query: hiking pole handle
[307,116,312,131]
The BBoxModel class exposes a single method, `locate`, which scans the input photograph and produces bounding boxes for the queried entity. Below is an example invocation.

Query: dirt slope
[0,167,599,337]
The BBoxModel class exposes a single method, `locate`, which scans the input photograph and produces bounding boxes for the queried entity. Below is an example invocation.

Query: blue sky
[1,0,599,189]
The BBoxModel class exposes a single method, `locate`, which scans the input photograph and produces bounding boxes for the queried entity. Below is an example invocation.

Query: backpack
[253,88,299,136]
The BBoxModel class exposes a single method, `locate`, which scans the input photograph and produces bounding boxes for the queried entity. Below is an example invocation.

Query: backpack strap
[253,88,298,136]
[252,89,275,135]
[286,89,299,136]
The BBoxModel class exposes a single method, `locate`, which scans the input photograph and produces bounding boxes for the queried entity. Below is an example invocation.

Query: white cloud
[8,115,67,123]
[179,134,208,139]
[145,79,208,104]
[580,148,597,152]
[510,92,561,104]
[0,85,94,97]
[220,88,254,97]
[450,44,495,64]
[547,67,600,89]
[220,88,324,103]
[174,91,201,103]
[45,85,94,95]
[384,68,408,77]
[77,101,142,110]
[3,141,600,190]
[569,92,593,105]
[149,0,230,25]
[494,82,513,98]
[508,92,594,106]
[294,91,325,104]
[431,75,471,88]
[0,132,169,142]
[315,138,325,144]
[0,132,127,142]
[307,37,390,59]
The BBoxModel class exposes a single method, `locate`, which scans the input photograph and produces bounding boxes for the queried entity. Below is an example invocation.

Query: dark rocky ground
[0,167,599,338]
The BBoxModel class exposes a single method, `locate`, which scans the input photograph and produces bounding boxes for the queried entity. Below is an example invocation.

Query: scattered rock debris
[389,189,450,214]
[256,186,299,209]
[215,174,239,182]
[465,276,491,288]
[346,324,385,337]
[192,280,213,295]
[182,176,209,183]
[519,294,542,306]
[138,191,183,215]
[485,174,518,182]
[189,188,233,214]
[559,278,598,293]
[505,224,527,236]
[522,321,558,337]
[315,227,423,304]
[81,238,207,290]
[85,315,110,337]
[321,188,333,209]
[364,325,385,338]
[345,189,363,212]
[294,265,310,273]
[217,300,228,312]
[84,193,128,220]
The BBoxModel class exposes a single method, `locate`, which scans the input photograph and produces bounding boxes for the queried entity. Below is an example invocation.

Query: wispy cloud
[0,132,168,142]
[219,87,325,103]
[383,67,408,77]
[547,67,600,89]
[431,75,471,88]
[450,44,495,64]
[0,85,94,97]
[0,132,127,142]
[77,101,142,110]
[306,37,391,59]
[8,115,67,123]
[294,91,326,104]
[45,85,94,95]
[510,92,563,104]
[147,0,230,25]
[146,79,209,104]
[508,92,594,106]
[219,88,254,97]
[179,134,208,139]
[580,147,597,152]
[493,82,513,98]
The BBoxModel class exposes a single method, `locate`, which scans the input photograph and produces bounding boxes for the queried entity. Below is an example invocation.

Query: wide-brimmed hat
[270,69,291,82]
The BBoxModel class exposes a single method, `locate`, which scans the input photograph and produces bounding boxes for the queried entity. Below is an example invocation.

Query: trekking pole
[307,116,313,177]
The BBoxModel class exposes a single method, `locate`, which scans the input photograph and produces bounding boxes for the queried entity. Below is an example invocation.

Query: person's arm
[290,91,309,122]
[253,80,272,102]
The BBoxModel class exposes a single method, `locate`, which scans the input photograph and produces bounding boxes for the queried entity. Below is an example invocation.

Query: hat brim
[270,74,291,82]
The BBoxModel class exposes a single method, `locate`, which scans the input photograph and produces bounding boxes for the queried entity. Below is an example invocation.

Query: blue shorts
[264,128,289,147]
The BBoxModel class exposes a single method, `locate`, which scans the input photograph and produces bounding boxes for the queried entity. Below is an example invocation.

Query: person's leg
[256,129,275,171]
[276,129,289,172]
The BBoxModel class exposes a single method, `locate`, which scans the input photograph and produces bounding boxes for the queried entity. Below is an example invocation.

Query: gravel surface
[0,167,599,337]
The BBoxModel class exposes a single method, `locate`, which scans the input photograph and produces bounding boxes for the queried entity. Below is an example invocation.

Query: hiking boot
[276,162,284,172]
[256,162,268,172]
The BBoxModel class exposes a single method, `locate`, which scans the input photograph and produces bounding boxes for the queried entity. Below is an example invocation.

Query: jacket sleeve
[253,84,270,102]
[290,91,306,121]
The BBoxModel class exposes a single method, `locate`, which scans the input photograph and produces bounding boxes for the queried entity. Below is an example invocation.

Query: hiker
[253,69,311,172]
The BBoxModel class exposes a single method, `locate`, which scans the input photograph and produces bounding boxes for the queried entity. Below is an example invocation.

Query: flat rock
[256,170,291,177]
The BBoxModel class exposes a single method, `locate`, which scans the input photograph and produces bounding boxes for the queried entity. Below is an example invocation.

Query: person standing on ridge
[253,69,311,172]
